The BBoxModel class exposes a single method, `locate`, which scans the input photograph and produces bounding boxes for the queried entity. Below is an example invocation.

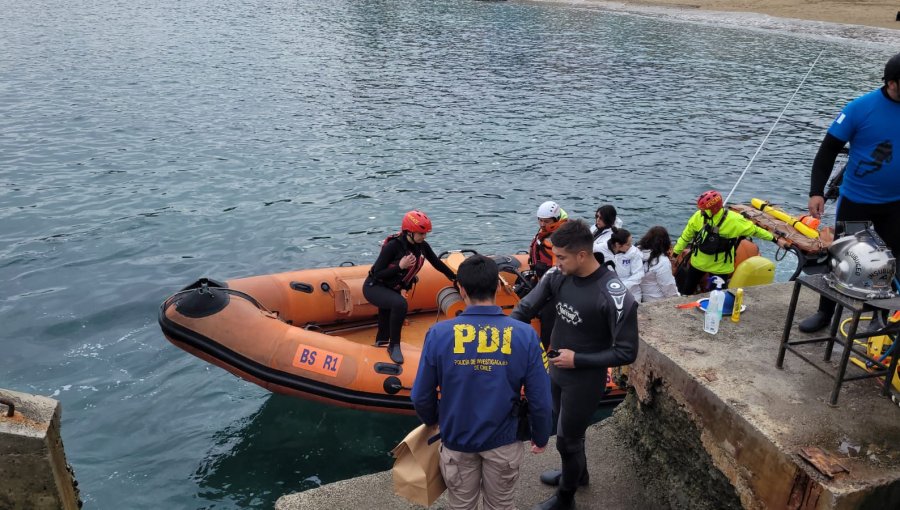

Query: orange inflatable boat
[158,252,626,414]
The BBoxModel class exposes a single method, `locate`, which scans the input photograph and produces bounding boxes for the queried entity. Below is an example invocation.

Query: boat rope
[163,286,280,319]
[722,50,824,208]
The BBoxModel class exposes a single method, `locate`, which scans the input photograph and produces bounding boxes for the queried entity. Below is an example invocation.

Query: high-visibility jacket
[673,209,773,274]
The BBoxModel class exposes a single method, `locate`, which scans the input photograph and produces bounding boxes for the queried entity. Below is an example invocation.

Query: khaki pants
[439,441,525,510]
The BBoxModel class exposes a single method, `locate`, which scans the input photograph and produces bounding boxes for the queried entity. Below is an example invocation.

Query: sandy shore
[530,0,900,32]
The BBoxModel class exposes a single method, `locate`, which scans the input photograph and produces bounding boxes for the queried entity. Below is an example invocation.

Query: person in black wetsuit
[511,220,639,510]
[364,210,456,364]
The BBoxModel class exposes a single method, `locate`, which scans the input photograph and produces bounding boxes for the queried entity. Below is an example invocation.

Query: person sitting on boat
[528,200,568,349]
[412,255,553,510]
[607,228,644,302]
[673,190,775,295]
[364,210,456,364]
[590,204,621,266]
[636,226,680,303]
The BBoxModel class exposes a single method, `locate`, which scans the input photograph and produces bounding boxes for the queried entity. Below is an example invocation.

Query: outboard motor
[824,222,897,300]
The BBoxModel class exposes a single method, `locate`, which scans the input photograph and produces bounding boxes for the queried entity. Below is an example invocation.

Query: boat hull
[159,254,626,414]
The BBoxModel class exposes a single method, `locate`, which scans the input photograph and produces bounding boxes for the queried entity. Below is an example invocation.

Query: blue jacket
[411,305,553,453]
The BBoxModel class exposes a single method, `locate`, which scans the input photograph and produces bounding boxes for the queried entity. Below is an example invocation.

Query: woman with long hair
[636,226,679,302]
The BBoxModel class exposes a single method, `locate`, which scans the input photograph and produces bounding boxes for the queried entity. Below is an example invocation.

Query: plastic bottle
[731,288,744,323]
[704,276,726,335]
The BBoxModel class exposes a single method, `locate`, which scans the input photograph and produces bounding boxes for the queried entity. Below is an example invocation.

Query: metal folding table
[777,274,900,406]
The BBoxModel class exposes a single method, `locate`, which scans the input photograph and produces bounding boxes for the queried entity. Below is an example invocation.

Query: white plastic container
[704,276,726,335]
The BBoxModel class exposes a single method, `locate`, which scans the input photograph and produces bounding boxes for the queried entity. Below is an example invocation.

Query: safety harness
[372,233,425,291]
[692,211,740,264]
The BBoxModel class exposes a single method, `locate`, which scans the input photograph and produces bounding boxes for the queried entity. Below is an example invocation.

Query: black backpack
[692,211,739,264]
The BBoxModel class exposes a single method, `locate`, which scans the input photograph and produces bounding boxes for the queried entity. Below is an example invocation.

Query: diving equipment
[824,225,897,300]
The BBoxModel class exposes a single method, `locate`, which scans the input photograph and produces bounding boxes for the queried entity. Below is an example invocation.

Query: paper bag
[391,424,446,506]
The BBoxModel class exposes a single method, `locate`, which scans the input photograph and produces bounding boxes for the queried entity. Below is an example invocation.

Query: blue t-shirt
[411,305,553,453]
[828,88,900,204]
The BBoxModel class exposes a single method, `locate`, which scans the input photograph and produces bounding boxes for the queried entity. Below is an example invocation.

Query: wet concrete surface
[276,412,663,510]
[278,282,900,509]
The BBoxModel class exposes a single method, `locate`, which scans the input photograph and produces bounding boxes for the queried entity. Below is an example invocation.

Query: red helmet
[401,210,432,233]
[697,190,723,215]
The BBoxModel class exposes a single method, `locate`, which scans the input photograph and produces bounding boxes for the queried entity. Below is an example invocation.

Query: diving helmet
[824,225,897,300]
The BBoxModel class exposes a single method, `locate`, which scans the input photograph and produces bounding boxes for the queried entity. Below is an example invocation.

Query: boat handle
[383,376,411,395]
[0,398,14,417]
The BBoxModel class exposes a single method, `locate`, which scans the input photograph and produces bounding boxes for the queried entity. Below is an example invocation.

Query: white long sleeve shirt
[640,249,680,303]
[590,217,622,266]
[613,245,644,302]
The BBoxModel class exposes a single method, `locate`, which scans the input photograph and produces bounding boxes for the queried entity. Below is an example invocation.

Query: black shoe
[531,489,576,510]
[374,339,389,347]
[538,469,589,487]
[866,313,886,334]
[387,343,404,364]
[799,311,832,333]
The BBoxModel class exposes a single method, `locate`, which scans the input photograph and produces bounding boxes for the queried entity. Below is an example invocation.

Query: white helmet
[536,201,561,219]
[824,226,897,300]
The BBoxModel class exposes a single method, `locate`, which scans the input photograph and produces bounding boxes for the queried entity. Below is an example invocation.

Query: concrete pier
[0,388,81,510]
[277,282,900,509]
[276,412,661,510]
[628,282,900,509]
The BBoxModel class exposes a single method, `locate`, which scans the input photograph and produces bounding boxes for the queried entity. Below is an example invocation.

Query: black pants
[552,371,607,491]
[817,196,900,315]
[681,265,730,296]
[362,279,408,345]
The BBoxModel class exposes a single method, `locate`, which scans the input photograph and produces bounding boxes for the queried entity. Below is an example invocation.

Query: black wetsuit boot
[387,340,404,364]
[531,436,582,509]
[531,488,576,510]
[539,467,589,486]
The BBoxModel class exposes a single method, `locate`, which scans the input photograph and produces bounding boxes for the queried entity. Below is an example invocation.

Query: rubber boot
[866,312,886,334]
[531,489,576,510]
[539,469,589,487]
[387,342,404,364]
[799,310,832,333]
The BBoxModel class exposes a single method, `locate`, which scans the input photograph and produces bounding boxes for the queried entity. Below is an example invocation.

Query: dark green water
[2,0,898,507]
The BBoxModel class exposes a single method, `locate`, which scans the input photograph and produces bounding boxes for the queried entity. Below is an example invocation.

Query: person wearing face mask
[590,205,622,266]
[636,226,680,303]
[673,190,775,295]
[607,228,644,302]
[364,210,456,364]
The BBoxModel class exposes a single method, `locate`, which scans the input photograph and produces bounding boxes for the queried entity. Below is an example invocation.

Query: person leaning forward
[799,52,900,333]
[673,190,775,295]
[411,255,553,510]
[511,220,640,510]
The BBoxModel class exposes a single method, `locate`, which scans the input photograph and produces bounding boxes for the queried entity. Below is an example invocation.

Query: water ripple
[0,0,895,508]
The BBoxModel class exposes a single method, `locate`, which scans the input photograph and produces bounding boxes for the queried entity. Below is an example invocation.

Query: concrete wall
[631,283,900,510]
[0,388,81,510]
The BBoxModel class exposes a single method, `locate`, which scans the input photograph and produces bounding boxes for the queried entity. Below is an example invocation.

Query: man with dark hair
[412,255,553,510]
[511,220,640,510]
[800,52,900,333]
